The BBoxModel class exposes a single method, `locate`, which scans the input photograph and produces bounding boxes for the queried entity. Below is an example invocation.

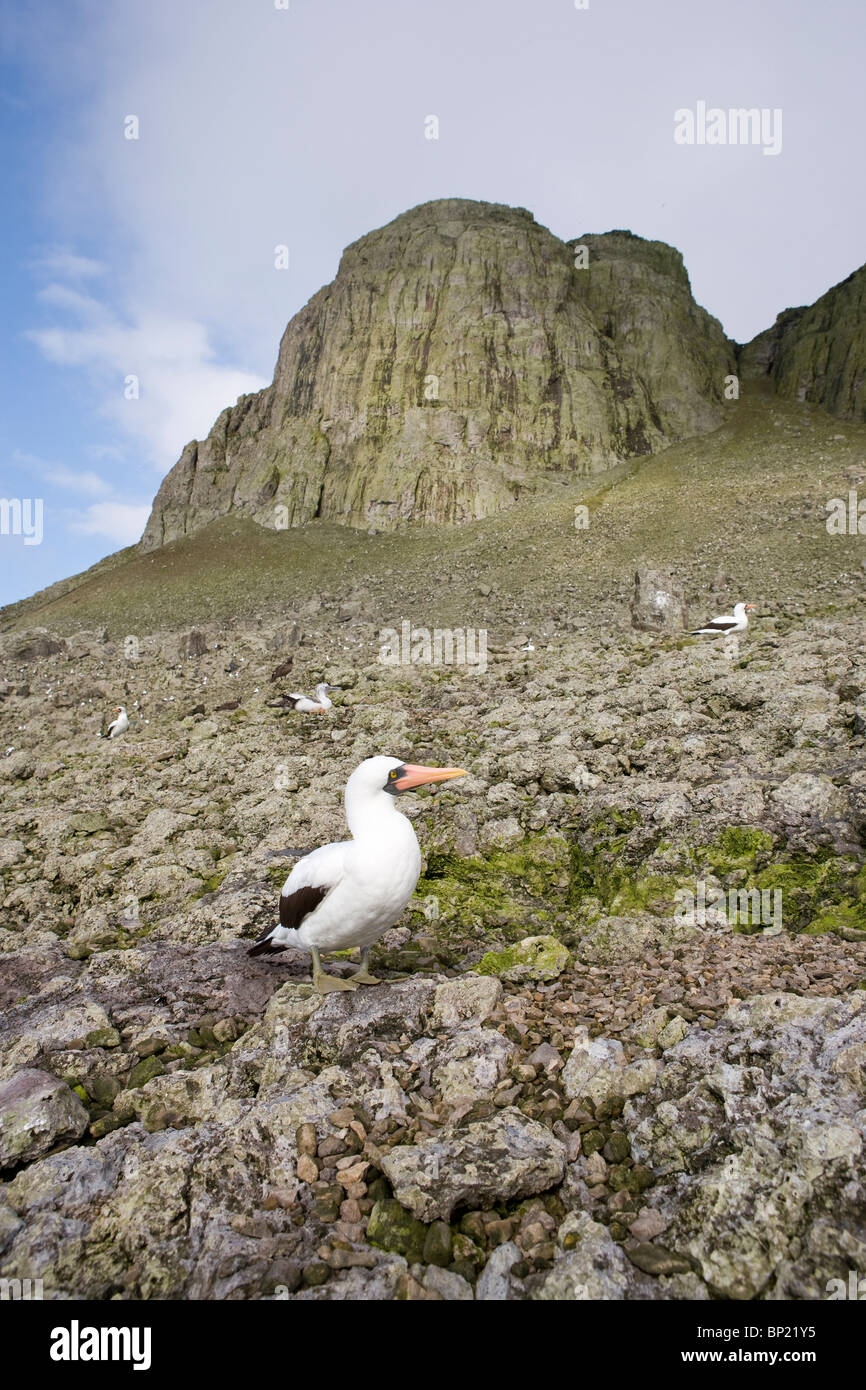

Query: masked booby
[285,683,339,714]
[102,706,129,739]
[248,755,467,992]
[690,602,756,636]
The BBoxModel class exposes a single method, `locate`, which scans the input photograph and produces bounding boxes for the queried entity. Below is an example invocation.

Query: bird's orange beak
[394,763,467,791]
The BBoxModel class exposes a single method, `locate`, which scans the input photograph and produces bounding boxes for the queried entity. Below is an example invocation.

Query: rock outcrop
[741,263,866,421]
[141,199,735,549]
[571,230,735,438]
[630,566,688,633]
[0,1069,89,1168]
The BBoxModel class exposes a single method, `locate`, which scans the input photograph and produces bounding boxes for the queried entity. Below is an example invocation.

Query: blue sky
[1,0,864,606]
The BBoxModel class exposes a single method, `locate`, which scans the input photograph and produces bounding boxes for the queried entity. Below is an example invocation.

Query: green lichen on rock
[366,1198,428,1261]
[127,1056,166,1089]
[417,835,571,935]
[84,1027,122,1049]
[477,934,570,981]
[422,1220,454,1268]
[741,262,866,421]
[702,826,775,874]
[193,872,228,899]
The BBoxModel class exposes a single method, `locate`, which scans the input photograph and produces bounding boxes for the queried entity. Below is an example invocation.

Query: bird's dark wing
[279,884,330,930]
[248,841,345,957]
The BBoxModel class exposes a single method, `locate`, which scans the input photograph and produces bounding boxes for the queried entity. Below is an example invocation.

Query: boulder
[630,567,687,633]
[0,1069,89,1167]
[380,1108,566,1222]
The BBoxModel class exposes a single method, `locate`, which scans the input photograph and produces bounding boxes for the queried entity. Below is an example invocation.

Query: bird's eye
[389,769,398,779]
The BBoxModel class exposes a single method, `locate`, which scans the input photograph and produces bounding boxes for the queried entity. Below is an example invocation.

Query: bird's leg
[350,946,381,986]
[311,945,358,993]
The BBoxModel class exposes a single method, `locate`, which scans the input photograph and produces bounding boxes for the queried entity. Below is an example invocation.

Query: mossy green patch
[752,853,865,932]
[417,835,570,937]
[477,934,570,981]
[803,902,866,936]
[366,1199,428,1261]
[703,826,774,874]
[568,815,866,936]
[569,809,680,913]
[194,871,228,898]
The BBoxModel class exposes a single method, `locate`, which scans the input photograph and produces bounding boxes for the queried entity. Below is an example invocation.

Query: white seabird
[690,601,756,636]
[248,755,467,992]
[285,683,339,714]
[102,706,129,739]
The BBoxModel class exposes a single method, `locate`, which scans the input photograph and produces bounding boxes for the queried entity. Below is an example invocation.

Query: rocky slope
[1,598,865,1300]
[741,263,866,422]
[141,199,735,550]
[2,388,866,1300]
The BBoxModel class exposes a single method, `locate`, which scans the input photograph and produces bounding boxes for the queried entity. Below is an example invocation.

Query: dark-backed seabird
[101,706,129,739]
[285,683,339,713]
[248,755,467,991]
[690,602,756,636]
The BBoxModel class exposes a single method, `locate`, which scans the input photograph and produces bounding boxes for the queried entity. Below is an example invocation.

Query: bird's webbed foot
[310,946,359,993]
[350,948,381,985]
[313,972,359,994]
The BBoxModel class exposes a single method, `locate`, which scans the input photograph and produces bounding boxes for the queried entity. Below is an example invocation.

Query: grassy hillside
[4,387,865,640]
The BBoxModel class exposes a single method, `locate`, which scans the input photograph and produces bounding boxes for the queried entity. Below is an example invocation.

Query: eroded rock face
[741,263,866,422]
[571,231,734,440]
[141,199,735,548]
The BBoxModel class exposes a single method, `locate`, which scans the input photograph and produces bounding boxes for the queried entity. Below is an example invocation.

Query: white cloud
[11,449,113,499]
[44,465,113,498]
[85,444,125,464]
[28,291,266,470]
[68,502,151,546]
[10,451,147,543]
[30,248,105,280]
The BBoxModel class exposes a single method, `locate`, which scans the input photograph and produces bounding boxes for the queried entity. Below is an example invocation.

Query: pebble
[295,1154,318,1184]
[296,1123,317,1156]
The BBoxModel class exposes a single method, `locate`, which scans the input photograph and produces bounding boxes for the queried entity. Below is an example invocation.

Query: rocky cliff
[141,199,735,550]
[740,263,866,421]
[570,230,734,438]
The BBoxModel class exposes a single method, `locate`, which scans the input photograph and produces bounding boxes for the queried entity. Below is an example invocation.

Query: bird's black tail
[248,927,287,957]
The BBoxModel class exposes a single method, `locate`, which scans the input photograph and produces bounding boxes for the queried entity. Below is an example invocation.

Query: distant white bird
[285,683,339,714]
[690,602,756,636]
[101,706,129,739]
[520,640,535,652]
[249,755,467,992]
